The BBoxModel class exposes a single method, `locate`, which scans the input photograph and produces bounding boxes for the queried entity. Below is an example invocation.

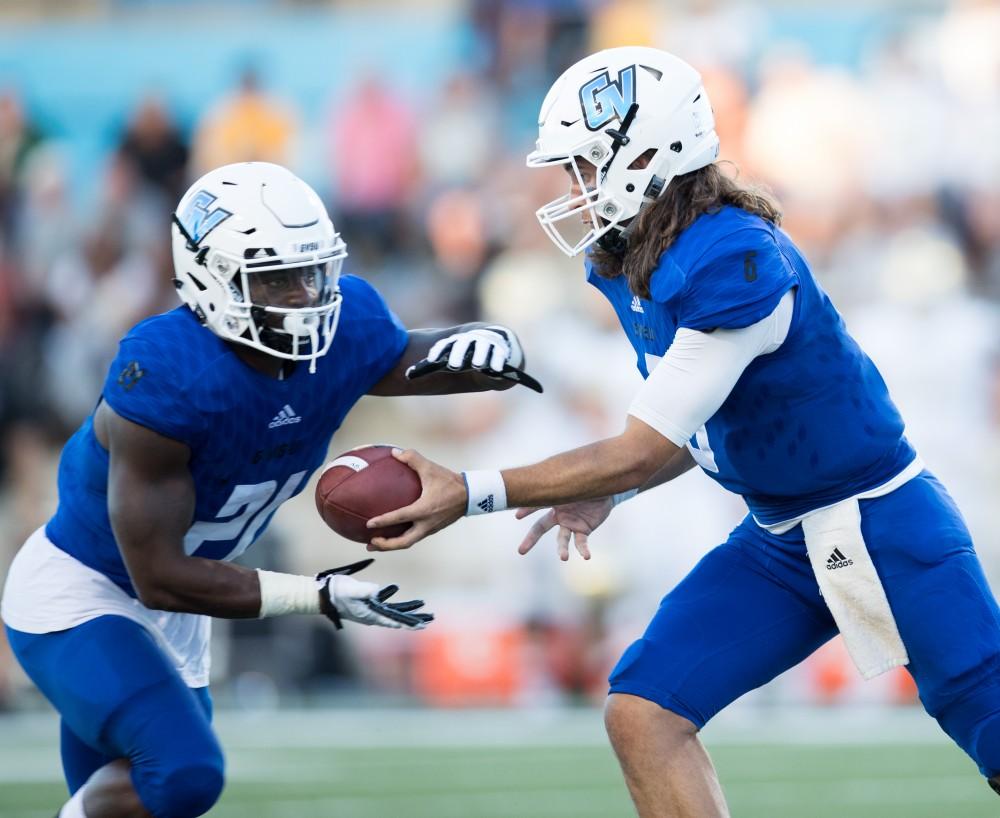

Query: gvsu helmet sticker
[579,65,636,131]
[179,190,233,246]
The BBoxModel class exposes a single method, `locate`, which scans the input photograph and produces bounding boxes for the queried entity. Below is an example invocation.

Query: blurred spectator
[9,144,75,302]
[417,71,498,191]
[327,73,418,267]
[424,189,491,323]
[742,50,874,260]
[118,93,190,207]
[699,64,751,169]
[659,0,765,70]
[590,0,659,51]
[0,89,44,245]
[192,66,296,174]
[42,155,161,429]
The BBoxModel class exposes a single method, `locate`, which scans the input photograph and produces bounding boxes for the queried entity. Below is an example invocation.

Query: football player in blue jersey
[365,47,1000,815]
[0,161,542,818]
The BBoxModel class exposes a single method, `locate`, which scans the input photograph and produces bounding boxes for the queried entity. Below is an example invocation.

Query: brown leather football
[315,445,421,543]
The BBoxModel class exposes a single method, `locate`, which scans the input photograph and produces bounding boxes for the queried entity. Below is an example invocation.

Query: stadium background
[1,0,999,815]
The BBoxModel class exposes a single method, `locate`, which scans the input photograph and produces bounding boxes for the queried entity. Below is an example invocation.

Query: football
[315,445,421,543]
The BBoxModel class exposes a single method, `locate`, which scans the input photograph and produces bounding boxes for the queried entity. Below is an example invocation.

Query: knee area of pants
[972,717,1000,778]
[146,759,225,818]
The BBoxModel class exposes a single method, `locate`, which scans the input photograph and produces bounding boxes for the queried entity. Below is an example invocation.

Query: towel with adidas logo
[759,457,924,680]
[800,499,908,679]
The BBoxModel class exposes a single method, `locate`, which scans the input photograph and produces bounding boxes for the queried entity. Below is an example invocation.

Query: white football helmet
[171,162,347,373]
[526,47,720,256]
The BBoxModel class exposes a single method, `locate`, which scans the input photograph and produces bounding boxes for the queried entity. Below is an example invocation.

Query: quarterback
[1,162,538,818]
[367,48,1000,815]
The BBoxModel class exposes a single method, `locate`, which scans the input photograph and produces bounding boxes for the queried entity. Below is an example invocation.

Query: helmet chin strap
[594,102,641,258]
[597,226,630,256]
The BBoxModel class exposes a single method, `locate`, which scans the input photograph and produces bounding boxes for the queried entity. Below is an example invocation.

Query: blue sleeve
[337,275,409,393]
[102,335,207,448]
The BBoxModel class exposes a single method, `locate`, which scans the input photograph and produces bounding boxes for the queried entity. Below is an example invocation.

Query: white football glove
[428,326,524,373]
[406,325,542,392]
[316,560,432,630]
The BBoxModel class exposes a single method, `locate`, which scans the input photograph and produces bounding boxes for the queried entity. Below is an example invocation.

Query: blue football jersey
[588,206,915,525]
[46,275,409,595]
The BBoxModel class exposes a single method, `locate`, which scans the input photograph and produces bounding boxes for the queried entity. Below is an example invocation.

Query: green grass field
[0,708,996,817]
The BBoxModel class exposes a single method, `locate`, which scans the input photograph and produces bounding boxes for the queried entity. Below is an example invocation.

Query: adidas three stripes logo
[268,404,302,429]
[826,547,854,570]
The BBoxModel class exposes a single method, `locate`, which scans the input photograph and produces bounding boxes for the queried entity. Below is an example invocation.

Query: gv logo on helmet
[579,65,636,131]
[179,190,233,246]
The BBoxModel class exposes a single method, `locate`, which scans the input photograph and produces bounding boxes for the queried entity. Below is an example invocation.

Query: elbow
[622,446,673,489]
[625,460,659,490]
[134,581,183,612]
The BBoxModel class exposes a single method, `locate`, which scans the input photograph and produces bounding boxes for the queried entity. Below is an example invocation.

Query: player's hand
[316,559,433,630]
[516,498,615,561]
[365,450,467,551]
[405,325,543,393]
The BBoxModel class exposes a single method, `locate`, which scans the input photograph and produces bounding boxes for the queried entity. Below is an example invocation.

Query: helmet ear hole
[628,148,658,170]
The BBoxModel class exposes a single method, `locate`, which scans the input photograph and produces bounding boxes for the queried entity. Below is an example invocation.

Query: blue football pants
[609,471,1000,778]
[6,615,225,817]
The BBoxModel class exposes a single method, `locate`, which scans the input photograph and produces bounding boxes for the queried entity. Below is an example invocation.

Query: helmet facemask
[202,243,346,374]
[528,103,643,257]
[243,259,343,373]
[529,137,627,256]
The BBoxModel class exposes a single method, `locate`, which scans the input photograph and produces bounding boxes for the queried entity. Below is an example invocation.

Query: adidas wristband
[257,570,321,618]
[463,470,508,516]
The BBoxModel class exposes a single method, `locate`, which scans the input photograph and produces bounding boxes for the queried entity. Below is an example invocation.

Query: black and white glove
[316,559,433,630]
[405,325,543,393]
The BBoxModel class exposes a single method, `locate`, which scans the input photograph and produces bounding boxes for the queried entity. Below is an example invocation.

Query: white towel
[758,457,924,680]
[800,499,908,679]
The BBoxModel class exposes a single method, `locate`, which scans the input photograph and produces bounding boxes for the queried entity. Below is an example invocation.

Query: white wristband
[257,569,321,618]
[463,469,508,516]
[611,488,639,507]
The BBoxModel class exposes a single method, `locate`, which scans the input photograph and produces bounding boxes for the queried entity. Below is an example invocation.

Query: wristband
[257,570,321,618]
[611,488,639,507]
[462,469,508,516]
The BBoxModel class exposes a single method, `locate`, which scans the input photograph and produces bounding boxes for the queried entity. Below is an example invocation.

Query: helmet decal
[579,65,636,131]
[178,190,233,246]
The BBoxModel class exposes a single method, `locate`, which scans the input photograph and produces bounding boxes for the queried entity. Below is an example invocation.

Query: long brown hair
[590,163,781,299]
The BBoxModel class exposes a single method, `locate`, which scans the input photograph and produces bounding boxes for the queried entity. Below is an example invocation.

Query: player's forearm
[130,555,264,618]
[501,432,678,509]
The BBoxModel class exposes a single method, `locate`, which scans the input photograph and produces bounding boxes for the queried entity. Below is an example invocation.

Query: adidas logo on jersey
[630,295,644,314]
[826,547,853,570]
[477,496,494,513]
[268,404,302,429]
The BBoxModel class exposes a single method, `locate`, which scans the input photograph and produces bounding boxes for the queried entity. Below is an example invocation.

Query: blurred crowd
[2,0,1000,710]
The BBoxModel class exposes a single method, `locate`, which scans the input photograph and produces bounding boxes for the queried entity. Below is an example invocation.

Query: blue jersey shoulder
[650,206,796,331]
[102,307,219,448]
[102,277,407,449]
